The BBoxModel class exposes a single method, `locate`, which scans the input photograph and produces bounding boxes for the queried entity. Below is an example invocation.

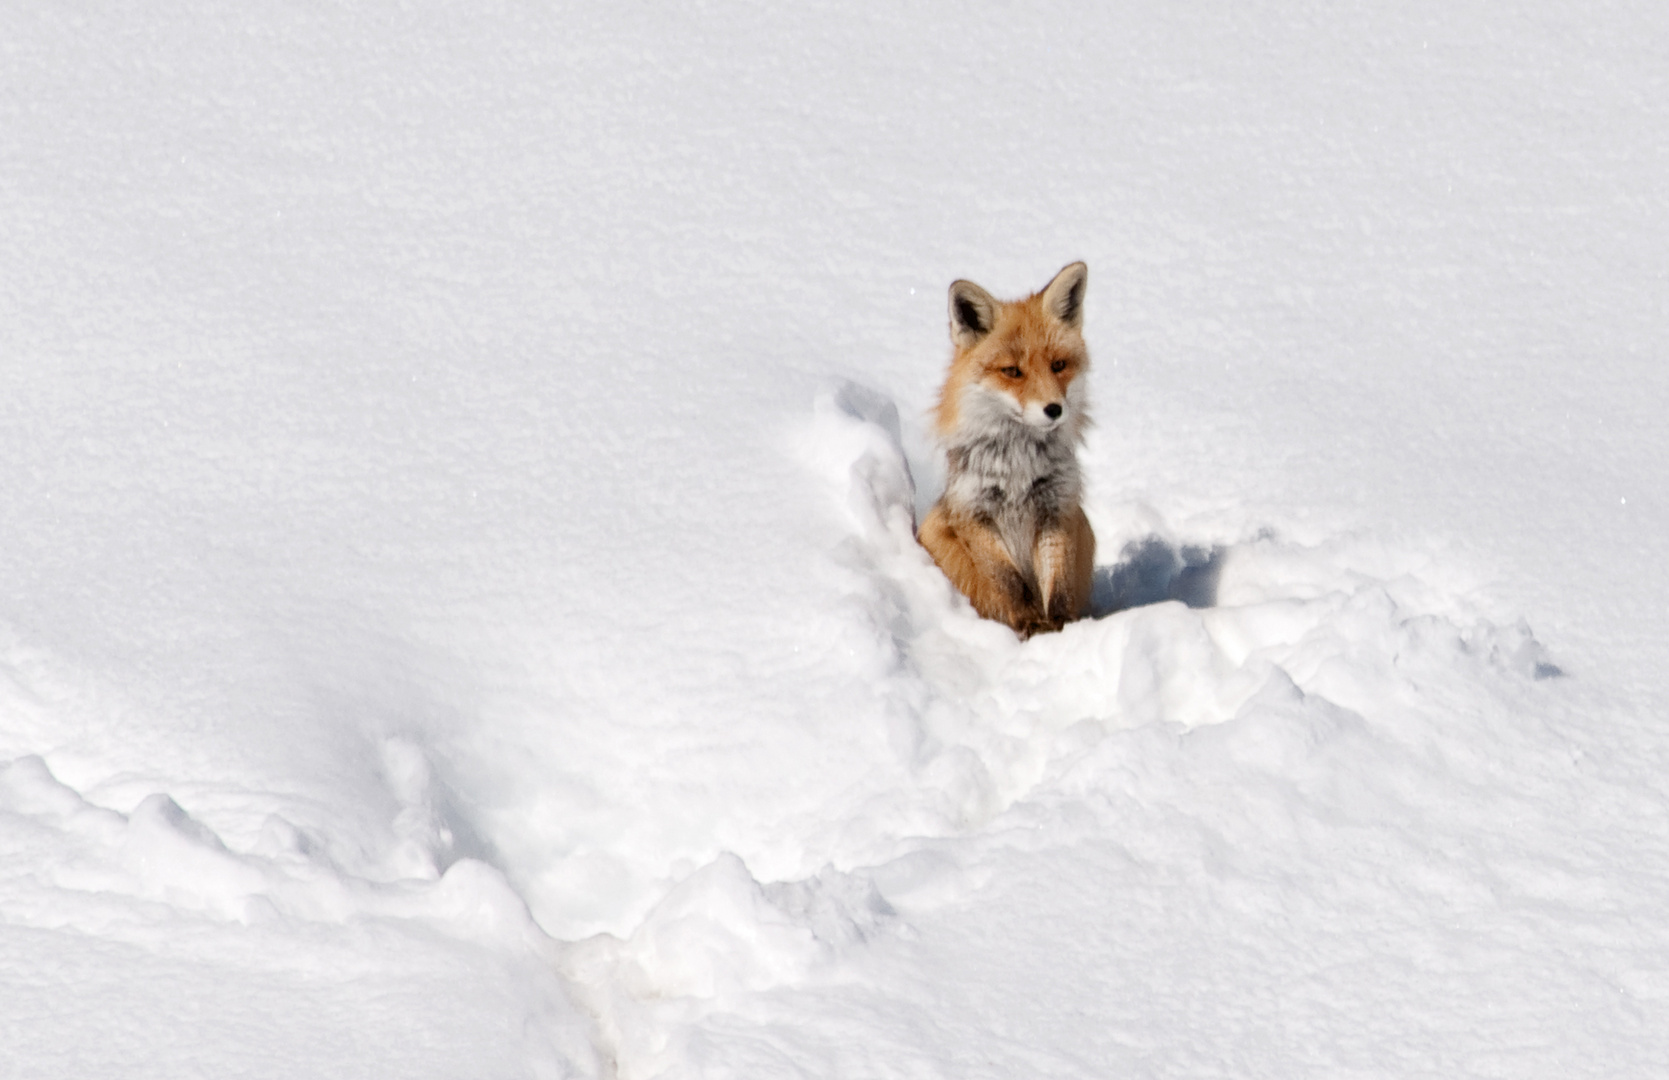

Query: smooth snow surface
[5,4,1669,1077]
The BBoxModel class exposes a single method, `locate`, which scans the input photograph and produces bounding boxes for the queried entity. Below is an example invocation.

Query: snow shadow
[1089,537,1223,618]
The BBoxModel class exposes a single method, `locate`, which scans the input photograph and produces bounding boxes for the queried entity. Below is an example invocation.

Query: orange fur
[919,262,1095,638]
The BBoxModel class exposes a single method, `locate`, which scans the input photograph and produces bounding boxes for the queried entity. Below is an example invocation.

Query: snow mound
[0,749,596,1077]
[541,384,1614,1075]
[805,382,1563,827]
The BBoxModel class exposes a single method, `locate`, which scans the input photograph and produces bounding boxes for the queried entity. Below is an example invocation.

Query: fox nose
[1044,403,1063,420]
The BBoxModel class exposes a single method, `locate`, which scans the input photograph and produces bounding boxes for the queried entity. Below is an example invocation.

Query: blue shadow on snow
[1089,537,1224,618]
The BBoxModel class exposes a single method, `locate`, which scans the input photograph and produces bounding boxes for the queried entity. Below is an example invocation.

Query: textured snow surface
[4,3,1669,1077]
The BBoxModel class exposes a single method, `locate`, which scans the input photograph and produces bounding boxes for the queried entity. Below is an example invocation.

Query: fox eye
[1000,366,1023,379]
[1050,359,1068,373]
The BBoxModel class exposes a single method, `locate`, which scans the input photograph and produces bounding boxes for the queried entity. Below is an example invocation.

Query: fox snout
[1025,399,1066,428]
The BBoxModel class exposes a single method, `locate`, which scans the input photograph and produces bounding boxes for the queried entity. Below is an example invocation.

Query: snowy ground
[4,4,1669,1077]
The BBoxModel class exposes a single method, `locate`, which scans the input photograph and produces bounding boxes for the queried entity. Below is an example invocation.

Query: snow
[4,3,1669,1077]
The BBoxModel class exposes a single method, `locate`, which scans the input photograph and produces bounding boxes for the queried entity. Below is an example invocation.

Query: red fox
[919,262,1095,638]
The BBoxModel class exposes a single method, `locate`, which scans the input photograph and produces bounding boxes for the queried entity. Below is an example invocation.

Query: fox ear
[1041,261,1088,329]
[948,280,997,348]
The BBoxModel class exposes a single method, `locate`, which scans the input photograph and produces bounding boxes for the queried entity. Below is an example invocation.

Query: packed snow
[4,3,1668,1077]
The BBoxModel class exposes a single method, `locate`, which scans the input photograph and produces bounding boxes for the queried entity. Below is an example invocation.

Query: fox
[918,261,1095,638]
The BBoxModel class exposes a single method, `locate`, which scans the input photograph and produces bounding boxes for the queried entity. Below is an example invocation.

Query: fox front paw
[1015,613,1066,639]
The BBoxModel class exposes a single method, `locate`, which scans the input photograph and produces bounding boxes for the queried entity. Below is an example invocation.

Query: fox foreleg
[1032,506,1095,631]
[919,507,1045,635]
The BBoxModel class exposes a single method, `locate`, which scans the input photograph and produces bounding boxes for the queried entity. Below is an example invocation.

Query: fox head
[935,261,1091,444]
